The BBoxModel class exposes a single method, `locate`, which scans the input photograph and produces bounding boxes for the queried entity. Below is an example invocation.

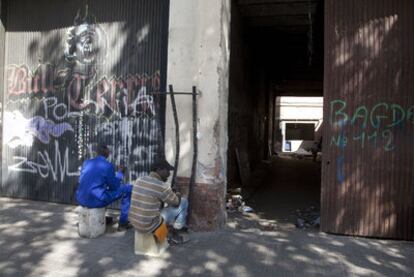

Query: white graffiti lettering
[8,141,79,182]
[42,96,81,120]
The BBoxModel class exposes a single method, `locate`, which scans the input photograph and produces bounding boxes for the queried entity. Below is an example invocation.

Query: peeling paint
[197,161,216,183]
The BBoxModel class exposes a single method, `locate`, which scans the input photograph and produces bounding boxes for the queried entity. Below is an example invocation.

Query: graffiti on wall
[5,66,163,182]
[9,140,79,183]
[329,99,414,183]
[64,7,108,66]
[3,6,164,190]
[4,110,73,147]
[7,64,161,118]
[329,99,414,152]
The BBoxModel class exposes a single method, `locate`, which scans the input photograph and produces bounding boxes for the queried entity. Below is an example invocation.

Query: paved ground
[1,197,414,276]
[247,156,321,226]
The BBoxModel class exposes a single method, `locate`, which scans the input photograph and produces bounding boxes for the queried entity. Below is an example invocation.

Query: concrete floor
[1,196,414,277]
[247,156,321,226]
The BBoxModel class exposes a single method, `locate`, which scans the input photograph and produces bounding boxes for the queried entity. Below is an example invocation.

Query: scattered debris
[295,148,313,156]
[296,218,305,229]
[226,188,254,214]
[262,223,278,231]
[294,206,320,229]
[311,217,320,227]
[242,206,254,213]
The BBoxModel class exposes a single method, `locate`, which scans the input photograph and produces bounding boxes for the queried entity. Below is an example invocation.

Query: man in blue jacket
[76,144,133,231]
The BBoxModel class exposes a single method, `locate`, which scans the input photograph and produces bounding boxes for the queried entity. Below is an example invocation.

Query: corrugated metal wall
[0,0,6,185]
[1,0,169,204]
[322,0,414,240]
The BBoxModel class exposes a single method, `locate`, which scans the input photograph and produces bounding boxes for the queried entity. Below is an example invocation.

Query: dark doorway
[228,0,324,228]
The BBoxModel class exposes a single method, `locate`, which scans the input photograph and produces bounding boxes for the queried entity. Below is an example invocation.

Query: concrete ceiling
[237,0,320,32]
[236,0,325,87]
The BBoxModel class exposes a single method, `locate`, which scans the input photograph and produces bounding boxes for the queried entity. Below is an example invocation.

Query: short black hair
[97,144,109,157]
[150,159,174,172]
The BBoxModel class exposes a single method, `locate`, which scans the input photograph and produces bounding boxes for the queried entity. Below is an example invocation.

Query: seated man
[130,159,189,244]
[76,144,133,231]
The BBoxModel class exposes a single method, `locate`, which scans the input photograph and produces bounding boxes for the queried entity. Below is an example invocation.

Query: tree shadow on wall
[323,0,414,240]
[2,0,169,205]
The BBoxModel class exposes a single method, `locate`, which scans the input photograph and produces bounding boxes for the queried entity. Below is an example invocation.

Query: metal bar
[188,86,198,221]
[169,84,180,190]
[148,91,200,95]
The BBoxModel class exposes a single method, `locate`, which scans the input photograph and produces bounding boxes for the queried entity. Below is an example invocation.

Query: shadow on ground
[0,197,413,277]
[245,156,321,227]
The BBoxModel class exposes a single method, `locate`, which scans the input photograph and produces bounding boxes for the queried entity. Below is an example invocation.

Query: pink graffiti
[7,64,54,95]
[89,72,161,115]
[67,73,90,110]
[7,64,161,116]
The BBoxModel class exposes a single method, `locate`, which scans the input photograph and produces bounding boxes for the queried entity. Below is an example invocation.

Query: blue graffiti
[330,99,400,151]
[336,155,345,184]
[336,119,346,184]
[330,99,414,130]
[27,116,73,144]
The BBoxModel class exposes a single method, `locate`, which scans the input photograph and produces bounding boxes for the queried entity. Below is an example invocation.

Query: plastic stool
[134,231,169,257]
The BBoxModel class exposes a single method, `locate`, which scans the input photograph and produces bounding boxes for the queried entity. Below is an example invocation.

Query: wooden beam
[276,80,323,91]
[239,2,316,17]
[255,25,311,34]
[237,0,318,6]
[246,15,310,27]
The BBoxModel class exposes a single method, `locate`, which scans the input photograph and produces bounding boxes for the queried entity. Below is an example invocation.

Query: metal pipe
[149,91,201,96]
[188,86,198,220]
[169,84,180,191]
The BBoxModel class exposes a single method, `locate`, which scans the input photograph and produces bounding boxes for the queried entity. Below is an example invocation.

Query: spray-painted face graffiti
[65,21,107,65]
[77,28,96,64]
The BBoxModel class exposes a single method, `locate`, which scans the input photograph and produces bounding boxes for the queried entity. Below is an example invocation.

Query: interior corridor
[247,156,321,228]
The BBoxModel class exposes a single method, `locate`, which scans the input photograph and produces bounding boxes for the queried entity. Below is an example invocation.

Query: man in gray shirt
[130,159,188,244]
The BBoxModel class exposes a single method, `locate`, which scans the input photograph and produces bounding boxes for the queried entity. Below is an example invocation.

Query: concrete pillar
[165,0,231,230]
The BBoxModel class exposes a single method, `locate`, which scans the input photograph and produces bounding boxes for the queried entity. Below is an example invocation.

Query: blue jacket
[76,156,123,208]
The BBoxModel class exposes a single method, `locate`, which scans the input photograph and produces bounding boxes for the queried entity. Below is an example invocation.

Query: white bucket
[78,206,106,238]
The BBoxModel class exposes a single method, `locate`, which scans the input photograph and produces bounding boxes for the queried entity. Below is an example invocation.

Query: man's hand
[117,164,127,174]
[116,164,127,181]
[175,192,182,207]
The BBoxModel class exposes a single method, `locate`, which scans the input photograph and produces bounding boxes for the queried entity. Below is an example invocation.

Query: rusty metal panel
[322,0,414,240]
[1,0,169,204]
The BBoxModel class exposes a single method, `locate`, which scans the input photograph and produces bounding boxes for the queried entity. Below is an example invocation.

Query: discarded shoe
[168,234,190,245]
[296,218,305,229]
[179,226,189,233]
[168,229,190,245]
[117,221,133,231]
